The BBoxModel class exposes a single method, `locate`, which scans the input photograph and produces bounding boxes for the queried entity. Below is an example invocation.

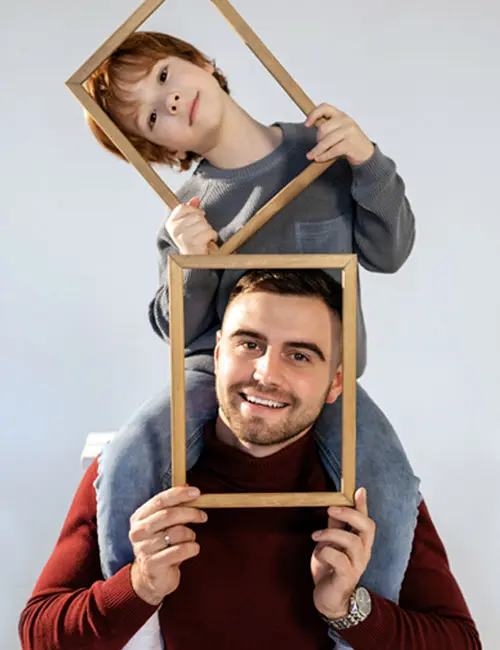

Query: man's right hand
[129,486,207,606]
[166,197,218,255]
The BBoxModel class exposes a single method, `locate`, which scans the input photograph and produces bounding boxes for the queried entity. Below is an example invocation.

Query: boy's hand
[305,103,374,166]
[166,197,218,255]
[129,486,208,606]
[310,488,375,620]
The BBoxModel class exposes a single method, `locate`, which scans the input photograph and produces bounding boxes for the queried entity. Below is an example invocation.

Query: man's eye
[159,67,168,83]
[148,110,157,130]
[291,352,309,363]
[242,341,258,350]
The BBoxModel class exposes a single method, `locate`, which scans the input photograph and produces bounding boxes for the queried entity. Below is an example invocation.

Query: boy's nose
[167,93,181,115]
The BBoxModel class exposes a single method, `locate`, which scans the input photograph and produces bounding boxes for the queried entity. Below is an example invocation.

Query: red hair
[84,31,230,170]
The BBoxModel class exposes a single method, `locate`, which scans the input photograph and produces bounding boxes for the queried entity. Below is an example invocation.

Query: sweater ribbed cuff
[100,564,159,628]
[351,144,395,197]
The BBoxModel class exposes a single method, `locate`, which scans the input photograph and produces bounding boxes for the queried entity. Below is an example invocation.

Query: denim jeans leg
[95,369,217,579]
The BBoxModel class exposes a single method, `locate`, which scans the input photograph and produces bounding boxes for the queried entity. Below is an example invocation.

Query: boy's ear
[204,61,216,75]
[325,365,343,405]
[174,150,187,161]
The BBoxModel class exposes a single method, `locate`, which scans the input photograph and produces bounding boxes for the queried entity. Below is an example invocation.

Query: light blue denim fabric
[96,371,420,649]
[95,368,217,579]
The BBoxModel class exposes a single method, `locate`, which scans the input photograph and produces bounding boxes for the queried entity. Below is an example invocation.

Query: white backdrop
[2,0,499,648]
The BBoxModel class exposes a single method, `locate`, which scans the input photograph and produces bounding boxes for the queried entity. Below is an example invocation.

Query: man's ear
[325,365,343,404]
[214,330,222,371]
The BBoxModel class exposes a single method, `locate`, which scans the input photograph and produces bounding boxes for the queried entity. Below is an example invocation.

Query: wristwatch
[320,586,372,630]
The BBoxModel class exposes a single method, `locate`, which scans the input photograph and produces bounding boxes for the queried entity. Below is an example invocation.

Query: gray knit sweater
[149,121,415,376]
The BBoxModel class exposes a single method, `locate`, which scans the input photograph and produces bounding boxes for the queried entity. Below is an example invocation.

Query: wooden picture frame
[65,0,336,255]
[169,253,358,508]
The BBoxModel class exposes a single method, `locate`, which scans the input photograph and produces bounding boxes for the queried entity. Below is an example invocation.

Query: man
[19,270,481,650]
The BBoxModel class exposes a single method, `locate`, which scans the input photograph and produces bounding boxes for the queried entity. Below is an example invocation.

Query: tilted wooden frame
[66,0,336,255]
[169,254,358,508]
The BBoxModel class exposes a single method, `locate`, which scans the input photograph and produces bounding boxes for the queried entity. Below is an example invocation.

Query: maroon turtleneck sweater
[19,424,481,650]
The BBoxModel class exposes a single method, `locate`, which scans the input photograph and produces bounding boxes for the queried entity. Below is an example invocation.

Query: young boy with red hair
[84,31,419,649]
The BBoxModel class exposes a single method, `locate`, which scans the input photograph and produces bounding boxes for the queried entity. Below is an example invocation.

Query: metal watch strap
[320,587,371,630]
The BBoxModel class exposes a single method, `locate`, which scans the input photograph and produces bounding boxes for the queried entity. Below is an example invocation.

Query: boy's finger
[305,103,339,127]
[187,197,201,208]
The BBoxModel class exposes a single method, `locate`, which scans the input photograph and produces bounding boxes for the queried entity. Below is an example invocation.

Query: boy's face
[117,56,226,159]
[214,291,343,448]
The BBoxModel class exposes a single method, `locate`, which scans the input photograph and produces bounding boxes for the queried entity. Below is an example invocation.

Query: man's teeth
[244,394,287,409]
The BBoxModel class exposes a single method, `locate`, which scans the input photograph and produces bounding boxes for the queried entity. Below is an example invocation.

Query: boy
[85,31,420,649]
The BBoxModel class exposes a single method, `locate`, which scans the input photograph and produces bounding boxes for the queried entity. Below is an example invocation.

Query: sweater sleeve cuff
[100,564,159,627]
[350,144,396,196]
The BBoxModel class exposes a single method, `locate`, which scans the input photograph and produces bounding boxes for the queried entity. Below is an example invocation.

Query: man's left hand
[305,104,375,166]
[310,488,375,620]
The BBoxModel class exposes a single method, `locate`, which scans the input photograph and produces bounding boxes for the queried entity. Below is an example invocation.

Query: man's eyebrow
[286,341,326,362]
[229,329,267,342]
[229,329,326,362]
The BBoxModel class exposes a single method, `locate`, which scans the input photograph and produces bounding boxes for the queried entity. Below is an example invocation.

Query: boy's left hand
[305,103,374,166]
[310,488,375,620]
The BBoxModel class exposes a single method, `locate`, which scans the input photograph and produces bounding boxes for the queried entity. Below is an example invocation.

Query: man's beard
[216,379,329,447]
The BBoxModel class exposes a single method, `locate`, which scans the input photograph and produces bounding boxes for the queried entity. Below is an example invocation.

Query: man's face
[117,56,226,159]
[214,291,342,448]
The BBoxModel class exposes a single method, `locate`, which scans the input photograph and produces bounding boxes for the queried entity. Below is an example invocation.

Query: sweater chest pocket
[295,213,352,254]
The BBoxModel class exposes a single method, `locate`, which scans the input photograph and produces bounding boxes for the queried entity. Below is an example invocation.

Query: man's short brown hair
[227,270,343,322]
[84,31,230,171]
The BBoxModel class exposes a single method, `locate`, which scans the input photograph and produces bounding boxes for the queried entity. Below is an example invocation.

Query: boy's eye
[159,67,169,83]
[148,110,157,130]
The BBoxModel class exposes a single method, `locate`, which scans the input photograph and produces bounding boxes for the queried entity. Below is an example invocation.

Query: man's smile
[239,391,289,410]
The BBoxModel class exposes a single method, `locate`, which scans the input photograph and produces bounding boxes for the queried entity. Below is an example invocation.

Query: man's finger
[327,488,375,548]
[314,545,352,577]
[312,528,363,567]
[133,486,201,522]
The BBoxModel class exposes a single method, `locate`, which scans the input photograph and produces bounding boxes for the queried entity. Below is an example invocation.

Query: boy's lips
[189,92,199,125]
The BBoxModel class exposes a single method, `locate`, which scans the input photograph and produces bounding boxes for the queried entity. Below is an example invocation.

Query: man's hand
[305,104,375,166]
[129,486,208,606]
[166,197,218,254]
[310,488,375,619]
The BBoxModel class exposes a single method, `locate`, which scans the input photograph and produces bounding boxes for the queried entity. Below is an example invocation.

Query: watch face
[355,587,372,617]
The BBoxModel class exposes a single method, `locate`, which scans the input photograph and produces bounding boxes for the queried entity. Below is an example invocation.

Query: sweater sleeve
[148,225,220,346]
[336,500,482,649]
[18,460,158,650]
[349,144,416,273]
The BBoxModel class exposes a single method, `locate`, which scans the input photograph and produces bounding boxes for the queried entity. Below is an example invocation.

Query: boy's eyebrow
[229,329,326,362]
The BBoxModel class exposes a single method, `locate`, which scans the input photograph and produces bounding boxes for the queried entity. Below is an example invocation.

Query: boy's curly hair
[84,31,230,171]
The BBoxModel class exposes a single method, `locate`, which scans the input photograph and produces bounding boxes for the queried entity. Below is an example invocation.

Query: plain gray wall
[2,0,499,647]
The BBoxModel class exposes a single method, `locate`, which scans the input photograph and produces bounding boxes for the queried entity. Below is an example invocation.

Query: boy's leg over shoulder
[95,369,217,579]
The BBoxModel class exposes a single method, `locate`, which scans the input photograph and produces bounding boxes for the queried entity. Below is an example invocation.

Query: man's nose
[167,92,181,115]
[253,350,284,387]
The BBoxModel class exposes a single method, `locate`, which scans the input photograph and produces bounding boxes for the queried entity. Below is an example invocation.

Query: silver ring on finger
[164,534,171,548]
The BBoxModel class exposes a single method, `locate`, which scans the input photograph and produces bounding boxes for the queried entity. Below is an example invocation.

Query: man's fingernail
[312,530,323,540]
[188,488,200,497]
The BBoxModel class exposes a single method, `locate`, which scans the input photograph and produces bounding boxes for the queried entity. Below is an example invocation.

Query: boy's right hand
[166,197,218,254]
[129,486,207,606]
